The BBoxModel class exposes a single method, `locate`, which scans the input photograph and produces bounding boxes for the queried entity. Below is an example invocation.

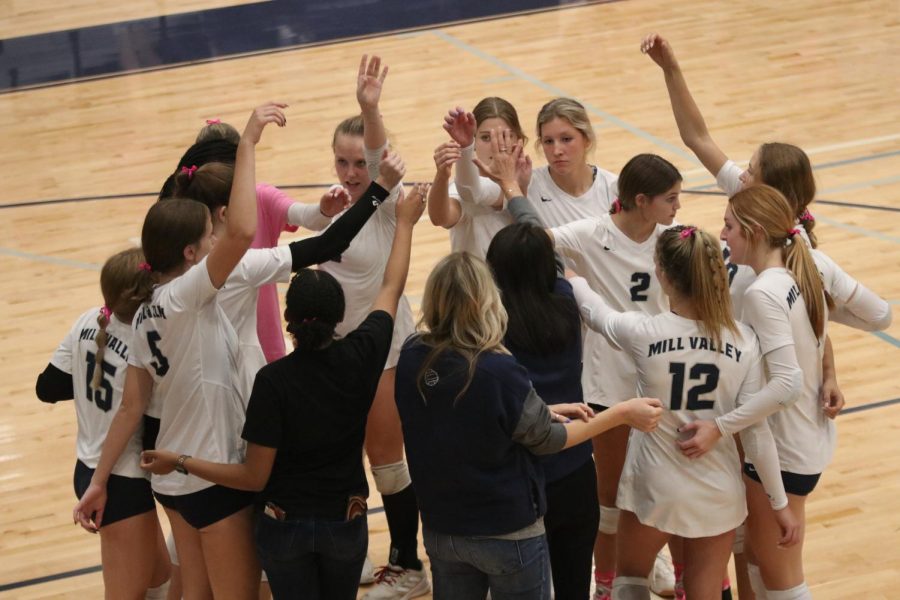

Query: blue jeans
[254,510,367,600]
[423,528,551,599]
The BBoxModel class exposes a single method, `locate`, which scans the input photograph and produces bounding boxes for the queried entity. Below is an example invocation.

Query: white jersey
[218,246,293,400]
[526,165,618,227]
[741,268,833,474]
[319,145,414,369]
[551,214,669,406]
[594,311,778,536]
[447,182,512,258]
[130,259,246,496]
[50,309,145,479]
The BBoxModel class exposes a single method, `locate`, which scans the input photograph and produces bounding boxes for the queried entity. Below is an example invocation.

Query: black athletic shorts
[743,462,821,496]
[74,459,155,527]
[154,484,255,530]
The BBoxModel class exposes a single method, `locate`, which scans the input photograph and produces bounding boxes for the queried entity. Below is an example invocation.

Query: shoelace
[373,565,402,585]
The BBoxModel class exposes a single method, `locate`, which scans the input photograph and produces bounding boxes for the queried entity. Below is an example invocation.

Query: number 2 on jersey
[668,362,719,410]
[146,331,170,376]
[630,272,651,301]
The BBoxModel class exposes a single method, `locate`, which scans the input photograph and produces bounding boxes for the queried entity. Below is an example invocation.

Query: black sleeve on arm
[36,363,74,403]
[289,181,391,270]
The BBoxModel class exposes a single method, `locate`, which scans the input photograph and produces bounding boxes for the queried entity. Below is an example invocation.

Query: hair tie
[138,262,153,272]
[787,228,801,237]
[799,209,814,222]
[206,118,222,125]
[679,226,696,240]
[180,165,198,179]
[99,305,112,320]
[611,198,622,214]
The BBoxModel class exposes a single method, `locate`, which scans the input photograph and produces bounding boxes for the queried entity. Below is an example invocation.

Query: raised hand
[72,482,107,533]
[620,397,663,432]
[516,151,533,194]
[357,54,388,111]
[242,102,288,144]
[472,128,521,186]
[140,449,178,475]
[442,107,477,147]
[433,141,461,177]
[396,182,429,226]
[376,149,406,190]
[320,185,352,218]
[640,33,678,70]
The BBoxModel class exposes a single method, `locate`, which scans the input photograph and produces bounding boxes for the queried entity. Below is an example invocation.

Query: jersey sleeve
[569,276,642,352]
[550,219,595,260]
[813,249,892,331]
[49,315,82,374]
[165,257,220,313]
[241,371,283,449]
[230,247,293,288]
[741,287,795,353]
[738,418,789,511]
[364,143,386,183]
[715,160,743,198]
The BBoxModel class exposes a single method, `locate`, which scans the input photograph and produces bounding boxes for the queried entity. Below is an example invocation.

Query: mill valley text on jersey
[647,336,743,362]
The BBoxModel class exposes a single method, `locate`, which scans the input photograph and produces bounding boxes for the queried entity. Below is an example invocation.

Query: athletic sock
[381,483,422,570]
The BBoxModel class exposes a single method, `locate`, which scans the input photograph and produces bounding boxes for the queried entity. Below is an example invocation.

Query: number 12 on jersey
[668,362,719,410]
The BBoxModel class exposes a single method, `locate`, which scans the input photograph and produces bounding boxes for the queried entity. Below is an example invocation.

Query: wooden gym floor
[1,0,898,597]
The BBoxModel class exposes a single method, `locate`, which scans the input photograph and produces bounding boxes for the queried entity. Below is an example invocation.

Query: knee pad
[747,563,766,599]
[371,460,412,496]
[165,531,179,566]
[612,576,651,600]
[766,582,811,600]
[732,523,745,554]
[598,505,620,535]
[144,580,170,600]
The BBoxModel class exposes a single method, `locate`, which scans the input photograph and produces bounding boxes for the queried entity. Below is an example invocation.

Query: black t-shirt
[242,310,394,517]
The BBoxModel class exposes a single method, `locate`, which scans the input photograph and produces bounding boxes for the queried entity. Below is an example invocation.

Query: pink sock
[722,576,732,590]
[594,570,615,598]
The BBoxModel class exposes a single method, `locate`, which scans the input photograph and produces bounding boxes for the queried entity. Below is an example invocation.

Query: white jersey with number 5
[51,308,145,479]
[551,214,669,406]
[130,258,246,496]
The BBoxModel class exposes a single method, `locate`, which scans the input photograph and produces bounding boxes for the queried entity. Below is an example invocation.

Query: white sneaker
[360,565,431,600]
[649,551,676,598]
[360,555,376,585]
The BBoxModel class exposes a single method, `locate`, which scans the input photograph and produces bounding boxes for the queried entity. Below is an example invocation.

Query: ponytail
[783,228,828,338]
[656,226,738,349]
[91,306,111,390]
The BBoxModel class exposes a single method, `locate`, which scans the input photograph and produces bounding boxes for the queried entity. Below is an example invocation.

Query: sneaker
[360,555,376,585]
[650,551,676,598]
[361,565,431,600]
[592,572,612,600]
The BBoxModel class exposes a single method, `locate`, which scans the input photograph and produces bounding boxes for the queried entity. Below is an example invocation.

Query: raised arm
[73,365,153,531]
[357,54,388,153]
[444,108,504,210]
[427,140,463,228]
[207,103,286,288]
[371,159,427,318]
[641,34,729,177]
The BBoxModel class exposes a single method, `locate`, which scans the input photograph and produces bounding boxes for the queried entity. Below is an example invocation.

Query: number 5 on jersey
[146,331,170,376]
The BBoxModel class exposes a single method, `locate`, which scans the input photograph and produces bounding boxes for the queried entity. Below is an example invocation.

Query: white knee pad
[598,505,620,535]
[371,460,412,495]
[747,563,766,599]
[766,582,811,600]
[732,523,745,554]
[144,579,170,600]
[166,531,179,566]
[612,576,651,600]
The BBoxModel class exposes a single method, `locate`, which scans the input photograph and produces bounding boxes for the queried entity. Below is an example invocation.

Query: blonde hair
[196,121,241,145]
[416,253,509,401]
[656,226,740,350]
[93,248,146,390]
[729,185,828,338]
[535,97,596,152]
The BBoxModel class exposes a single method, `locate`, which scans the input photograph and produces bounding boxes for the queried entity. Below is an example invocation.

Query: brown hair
[612,154,682,214]
[196,121,241,145]
[416,253,509,402]
[729,185,828,338]
[534,97,595,152]
[332,115,365,148]
[92,248,146,389]
[173,162,234,212]
[757,143,818,248]
[136,199,211,303]
[656,226,739,349]
[473,97,527,145]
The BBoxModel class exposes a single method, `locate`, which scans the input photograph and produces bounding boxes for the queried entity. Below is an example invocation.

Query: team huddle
[34,34,892,600]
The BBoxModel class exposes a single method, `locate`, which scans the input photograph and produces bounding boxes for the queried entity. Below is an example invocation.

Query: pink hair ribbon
[799,209,814,222]
[787,228,802,237]
[206,118,222,125]
[611,198,622,214]
[679,226,696,239]
[138,262,153,272]
[99,306,112,320]
[181,165,198,179]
